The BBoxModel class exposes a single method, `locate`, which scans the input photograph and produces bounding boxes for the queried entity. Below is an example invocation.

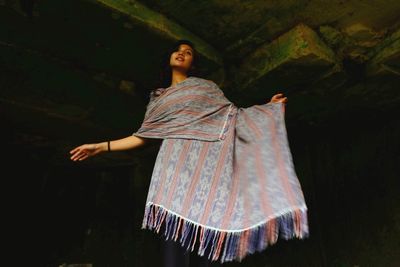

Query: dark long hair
[156,39,200,89]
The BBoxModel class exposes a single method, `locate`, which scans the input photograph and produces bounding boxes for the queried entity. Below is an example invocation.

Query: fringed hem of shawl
[142,202,309,263]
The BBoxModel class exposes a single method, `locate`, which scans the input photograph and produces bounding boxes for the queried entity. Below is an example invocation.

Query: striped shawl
[133,76,308,263]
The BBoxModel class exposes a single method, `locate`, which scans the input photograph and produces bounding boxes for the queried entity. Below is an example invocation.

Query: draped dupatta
[133,76,308,263]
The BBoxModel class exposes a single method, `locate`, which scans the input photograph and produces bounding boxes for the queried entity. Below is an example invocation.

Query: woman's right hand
[69,143,104,161]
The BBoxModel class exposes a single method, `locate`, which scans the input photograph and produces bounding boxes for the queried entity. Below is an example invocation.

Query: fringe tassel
[142,203,308,263]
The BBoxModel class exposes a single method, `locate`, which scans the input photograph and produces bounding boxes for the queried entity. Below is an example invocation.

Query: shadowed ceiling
[1,0,399,165]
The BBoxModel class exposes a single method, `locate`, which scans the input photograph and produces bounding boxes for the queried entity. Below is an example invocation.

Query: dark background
[1,1,399,266]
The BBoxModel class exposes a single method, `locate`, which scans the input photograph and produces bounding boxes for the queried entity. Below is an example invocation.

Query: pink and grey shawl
[133,76,308,263]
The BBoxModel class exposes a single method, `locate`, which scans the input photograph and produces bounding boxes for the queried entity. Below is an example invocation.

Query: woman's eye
[175,49,192,55]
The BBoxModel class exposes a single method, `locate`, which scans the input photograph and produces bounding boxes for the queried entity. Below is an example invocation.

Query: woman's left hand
[269,93,287,104]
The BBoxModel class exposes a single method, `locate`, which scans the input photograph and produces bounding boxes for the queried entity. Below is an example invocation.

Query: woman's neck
[170,70,188,87]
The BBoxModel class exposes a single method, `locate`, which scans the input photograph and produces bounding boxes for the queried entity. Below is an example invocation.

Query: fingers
[69,146,80,154]
[70,146,81,161]
[77,154,89,161]
[70,144,88,154]
[70,150,80,161]
[71,153,88,161]
[270,93,288,104]
[70,148,90,161]
[271,93,281,101]
[70,144,93,161]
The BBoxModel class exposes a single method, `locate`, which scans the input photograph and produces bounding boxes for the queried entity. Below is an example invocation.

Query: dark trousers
[163,239,213,267]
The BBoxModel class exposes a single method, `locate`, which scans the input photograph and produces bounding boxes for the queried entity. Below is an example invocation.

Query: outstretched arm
[69,135,147,161]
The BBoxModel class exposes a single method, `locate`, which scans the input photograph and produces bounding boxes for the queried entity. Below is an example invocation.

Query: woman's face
[169,44,194,74]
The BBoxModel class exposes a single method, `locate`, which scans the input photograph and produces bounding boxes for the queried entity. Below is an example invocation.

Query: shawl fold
[133,76,308,263]
[133,77,234,141]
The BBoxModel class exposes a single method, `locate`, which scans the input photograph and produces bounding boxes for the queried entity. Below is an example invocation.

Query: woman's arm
[69,135,147,161]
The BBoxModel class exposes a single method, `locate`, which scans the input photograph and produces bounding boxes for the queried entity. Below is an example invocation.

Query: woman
[70,40,308,265]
